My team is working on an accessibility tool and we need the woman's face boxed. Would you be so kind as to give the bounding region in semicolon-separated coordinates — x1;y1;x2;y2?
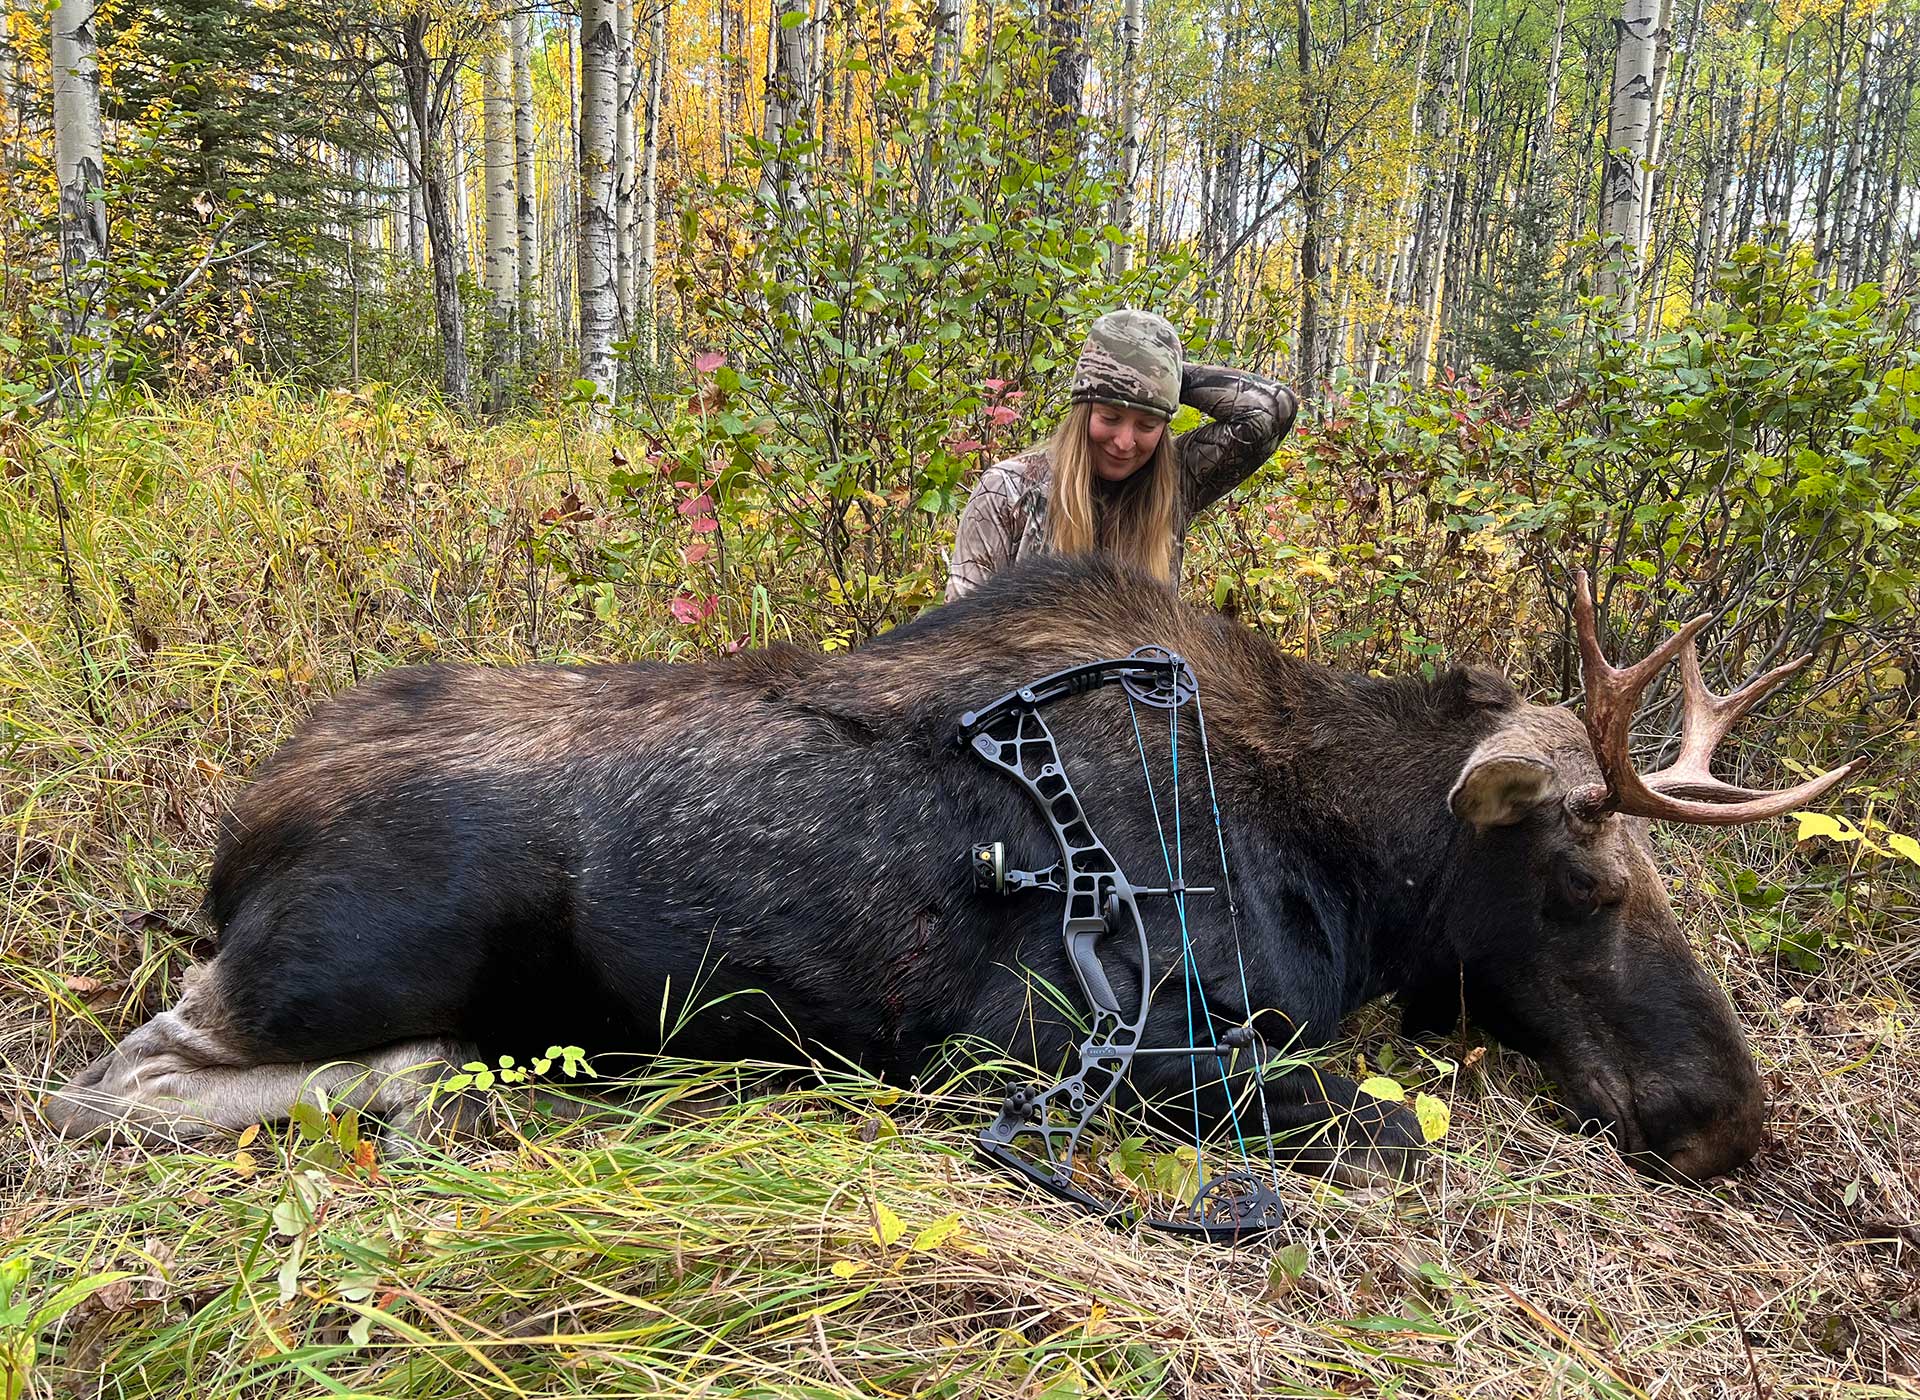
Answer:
1086;405;1168;483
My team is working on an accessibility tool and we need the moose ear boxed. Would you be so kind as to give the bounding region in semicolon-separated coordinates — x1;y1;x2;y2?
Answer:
1449;752;1555;829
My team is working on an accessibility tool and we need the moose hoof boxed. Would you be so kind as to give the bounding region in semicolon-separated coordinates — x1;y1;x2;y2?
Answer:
1275;1100;1428;1187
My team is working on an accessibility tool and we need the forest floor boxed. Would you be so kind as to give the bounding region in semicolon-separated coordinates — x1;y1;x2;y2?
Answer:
2;388;1916;1398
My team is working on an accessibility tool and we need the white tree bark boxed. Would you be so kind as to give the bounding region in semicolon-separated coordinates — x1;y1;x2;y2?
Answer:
1411;0;1473;386
1110;0;1142;274
1598;0;1659;306
1633;0;1676;303
615;0;637;333
579;0;620;400
52;0;107;361
640;0;667;366
513;10;540;352
483;22;519;339
759;0;813;219
402;100;428;266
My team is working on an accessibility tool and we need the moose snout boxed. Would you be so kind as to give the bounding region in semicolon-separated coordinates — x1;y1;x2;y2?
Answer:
1635;1075;1766;1182
1573;1066;1766;1182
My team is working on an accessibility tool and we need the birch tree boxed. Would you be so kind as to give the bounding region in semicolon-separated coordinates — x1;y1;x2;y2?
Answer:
52;0;106;367
760;0;813;221
1598;0;1659;306
579;0;620;401
483;19;518;401
615;0;637;332
639;0;666;366
1110;0;1142;274
513;9;539;356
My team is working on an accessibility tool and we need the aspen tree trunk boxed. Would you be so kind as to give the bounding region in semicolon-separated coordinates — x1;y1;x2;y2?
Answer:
1832;21;1870;287
403;101;428;266
921;0;962;216
52;0;106;370
449;102;475;278
1411;0;1473;387
1640;0;1700;334
760;0;813;220
1597;0;1658;308
1296;0;1324;388
1109;0;1142;274
1813;8;1846;279
579;0;620;402
1633;0;1675;319
1688;69;1722;308
1533;0;1568;188
1045;0;1086;156
1369;9;1433;383
513;11;539;356
640;0;666;367
399;19;471;408
615;0;636;334
483;22;518;405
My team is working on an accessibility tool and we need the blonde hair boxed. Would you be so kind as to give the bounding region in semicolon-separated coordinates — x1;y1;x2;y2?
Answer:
1044;403;1181;582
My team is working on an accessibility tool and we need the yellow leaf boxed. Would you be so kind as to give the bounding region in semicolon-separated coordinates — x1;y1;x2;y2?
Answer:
233;1150;257;1178
870;1200;907;1248
1358;1076;1406;1102
829;1259;867;1279
237;1123;260;1149
1887;833;1920;867
909;1213;964;1251
1413;1093;1451;1143
1296;558;1337;582
1792;811;1855;843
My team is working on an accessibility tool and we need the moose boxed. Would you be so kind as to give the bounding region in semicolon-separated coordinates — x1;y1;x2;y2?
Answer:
45;556;1857;1190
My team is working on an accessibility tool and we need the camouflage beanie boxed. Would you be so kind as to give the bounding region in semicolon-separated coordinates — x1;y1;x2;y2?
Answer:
1069;309;1183;420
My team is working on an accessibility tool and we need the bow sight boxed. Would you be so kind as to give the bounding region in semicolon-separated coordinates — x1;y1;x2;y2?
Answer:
958;646;1287;1244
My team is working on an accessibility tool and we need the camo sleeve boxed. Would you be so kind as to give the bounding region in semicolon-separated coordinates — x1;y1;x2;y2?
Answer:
1174;365;1300;521
946;458;1029;601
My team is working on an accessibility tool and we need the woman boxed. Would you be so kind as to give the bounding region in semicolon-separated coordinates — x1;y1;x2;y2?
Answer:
945;308;1298;601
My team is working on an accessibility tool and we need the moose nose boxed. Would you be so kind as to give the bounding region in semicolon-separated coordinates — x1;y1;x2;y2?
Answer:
1635;1079;1766;1182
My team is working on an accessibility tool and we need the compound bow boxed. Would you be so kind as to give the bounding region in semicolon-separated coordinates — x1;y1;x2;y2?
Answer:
959;646;1288;1243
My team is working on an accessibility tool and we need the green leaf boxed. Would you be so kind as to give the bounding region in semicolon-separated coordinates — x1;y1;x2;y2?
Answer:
1357;1076;1406;1102
289;1100;328;1143
1272;1242;1310;1282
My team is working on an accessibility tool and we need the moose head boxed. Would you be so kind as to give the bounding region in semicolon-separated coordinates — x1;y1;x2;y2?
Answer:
1429;572;1860;1180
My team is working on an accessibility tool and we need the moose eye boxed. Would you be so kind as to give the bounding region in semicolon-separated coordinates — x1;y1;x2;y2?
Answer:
1556;865;1616;915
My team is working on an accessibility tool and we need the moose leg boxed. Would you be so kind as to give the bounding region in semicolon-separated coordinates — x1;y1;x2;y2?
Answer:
1258;1067;1425;1185
42;966;476;1146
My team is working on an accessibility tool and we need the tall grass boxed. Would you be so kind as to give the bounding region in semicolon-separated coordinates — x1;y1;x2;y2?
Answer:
3;384;1915;1397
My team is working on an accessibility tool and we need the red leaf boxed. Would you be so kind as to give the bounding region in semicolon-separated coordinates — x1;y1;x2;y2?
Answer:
944;436;986;455
682;539;712;564
670;593;716;624
987;404;1020;427
677;492;714;517
688;516;718;533
983;377;1009;393
694;350;726;375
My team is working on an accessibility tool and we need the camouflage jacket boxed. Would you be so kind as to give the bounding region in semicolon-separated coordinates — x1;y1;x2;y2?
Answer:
945;365;1299;601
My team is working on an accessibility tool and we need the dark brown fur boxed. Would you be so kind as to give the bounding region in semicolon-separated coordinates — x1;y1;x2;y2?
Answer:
47;556;1765;1182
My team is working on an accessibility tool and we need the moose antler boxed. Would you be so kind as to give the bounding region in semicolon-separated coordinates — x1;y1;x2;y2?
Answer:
1569;571;1862;826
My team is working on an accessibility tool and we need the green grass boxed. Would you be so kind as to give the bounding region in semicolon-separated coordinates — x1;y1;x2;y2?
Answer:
4;383;1917;1397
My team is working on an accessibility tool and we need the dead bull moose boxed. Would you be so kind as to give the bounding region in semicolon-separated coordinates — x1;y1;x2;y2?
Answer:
47;556;1858;1198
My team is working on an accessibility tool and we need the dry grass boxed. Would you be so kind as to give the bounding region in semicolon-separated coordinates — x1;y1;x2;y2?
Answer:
2;384;1916;1398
